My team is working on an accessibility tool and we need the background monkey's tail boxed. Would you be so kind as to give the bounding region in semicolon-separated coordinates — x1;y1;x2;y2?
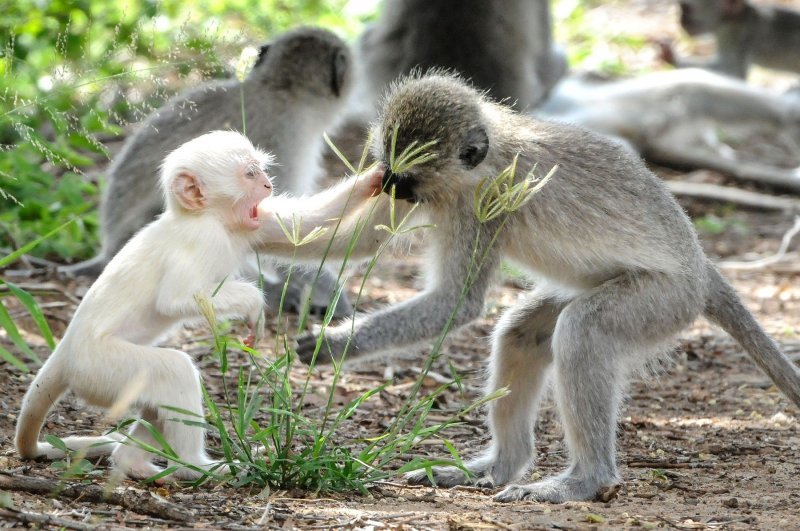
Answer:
15;358;70;458
703;263;800;409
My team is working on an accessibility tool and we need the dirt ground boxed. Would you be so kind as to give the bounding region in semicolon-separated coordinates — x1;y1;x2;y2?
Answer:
3;1;800;530
2;202;799;530
2;197;800;530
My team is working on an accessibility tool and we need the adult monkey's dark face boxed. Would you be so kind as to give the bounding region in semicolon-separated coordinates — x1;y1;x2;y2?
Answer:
375;73;490;204
381;167;419;202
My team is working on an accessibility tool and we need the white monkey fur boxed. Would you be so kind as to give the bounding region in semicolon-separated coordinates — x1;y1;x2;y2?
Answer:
15;130;380;481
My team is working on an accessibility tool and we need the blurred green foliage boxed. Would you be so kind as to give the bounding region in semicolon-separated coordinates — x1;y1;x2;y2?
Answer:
0;0;375;261
554;0;650;76
1;0;655;262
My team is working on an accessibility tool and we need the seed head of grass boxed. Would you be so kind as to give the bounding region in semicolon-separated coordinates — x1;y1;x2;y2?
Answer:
194;292;217;328
388;125;438;174
235;46;260;83
275;212;330;247
474;155;558;223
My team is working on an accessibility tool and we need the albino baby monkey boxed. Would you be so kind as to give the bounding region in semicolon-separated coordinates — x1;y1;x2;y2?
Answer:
15;130;381;481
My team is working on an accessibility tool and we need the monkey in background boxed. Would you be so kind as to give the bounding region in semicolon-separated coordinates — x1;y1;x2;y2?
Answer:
16;131;383;481
664;0;800;78
61;27;355;317
352;0;566;115
537;68;800;193
278;74;800;503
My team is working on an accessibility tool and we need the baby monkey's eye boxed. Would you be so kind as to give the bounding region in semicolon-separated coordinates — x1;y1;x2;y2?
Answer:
245;167;259;179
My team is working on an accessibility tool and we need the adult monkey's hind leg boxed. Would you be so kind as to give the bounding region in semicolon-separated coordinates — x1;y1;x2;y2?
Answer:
496;271;704;502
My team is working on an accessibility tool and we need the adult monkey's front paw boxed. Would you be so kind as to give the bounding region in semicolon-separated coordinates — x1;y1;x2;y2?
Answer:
295;329;351;365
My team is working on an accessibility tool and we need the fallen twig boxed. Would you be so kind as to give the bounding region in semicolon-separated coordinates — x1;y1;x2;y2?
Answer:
0;507;132;531
666;181;800;211
627;461;713;469
0;472;194;522
719;216;800;270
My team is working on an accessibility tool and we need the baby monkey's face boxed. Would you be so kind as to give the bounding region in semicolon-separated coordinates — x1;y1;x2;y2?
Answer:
230;158;273;231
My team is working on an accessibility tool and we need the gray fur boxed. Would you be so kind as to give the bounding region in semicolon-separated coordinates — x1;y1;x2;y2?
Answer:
676;0;800;78
61;27;354;316
537;69;800;193
295;74;800;502
353;0;566;114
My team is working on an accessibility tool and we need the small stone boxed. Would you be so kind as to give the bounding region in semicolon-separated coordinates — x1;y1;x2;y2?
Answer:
723;497;739;509
770;412;793;425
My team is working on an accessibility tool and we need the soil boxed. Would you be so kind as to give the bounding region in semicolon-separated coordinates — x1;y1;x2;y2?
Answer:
2;2;800;529
2;199;799;530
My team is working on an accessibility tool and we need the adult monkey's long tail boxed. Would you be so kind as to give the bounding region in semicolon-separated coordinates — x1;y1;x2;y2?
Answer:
703;262;800;408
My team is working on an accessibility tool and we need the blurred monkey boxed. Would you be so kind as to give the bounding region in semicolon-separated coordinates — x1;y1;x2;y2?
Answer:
665;0;800;78
61;27;355;317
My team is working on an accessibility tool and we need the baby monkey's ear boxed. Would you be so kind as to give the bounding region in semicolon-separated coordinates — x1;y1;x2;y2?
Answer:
459;126;489;169
172;172;206;211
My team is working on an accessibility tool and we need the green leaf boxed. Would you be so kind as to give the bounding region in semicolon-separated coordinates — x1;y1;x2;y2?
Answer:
44;434;69;453
0;344;28;372
137;418;178;458
324;133;356;174
0;218;76;268
0;299;42;365
5;281;55;350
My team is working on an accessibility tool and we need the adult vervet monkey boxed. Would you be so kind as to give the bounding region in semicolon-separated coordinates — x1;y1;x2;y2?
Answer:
61;27;355;317
353;0;566;114
537;68;800;193
16;131;383;481
664;0;800;78
273;74;800;502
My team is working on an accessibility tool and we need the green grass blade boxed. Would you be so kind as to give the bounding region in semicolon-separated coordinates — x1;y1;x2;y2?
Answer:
202;383;234;462
136;418;178;458
324;133;357;174
5;281;56;350
0;344;28;372
0;299;42;365
0;218;76;268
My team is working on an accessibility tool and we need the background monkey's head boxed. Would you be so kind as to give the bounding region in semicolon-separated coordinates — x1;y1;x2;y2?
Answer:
249;27;353;104
373;74;491;204
678;0;746;36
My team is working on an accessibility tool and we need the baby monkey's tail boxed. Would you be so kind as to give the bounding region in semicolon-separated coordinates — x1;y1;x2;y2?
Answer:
15;360;69;458
15;359;121;460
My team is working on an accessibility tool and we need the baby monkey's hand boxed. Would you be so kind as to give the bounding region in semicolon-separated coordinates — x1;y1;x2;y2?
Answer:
355;165;386;199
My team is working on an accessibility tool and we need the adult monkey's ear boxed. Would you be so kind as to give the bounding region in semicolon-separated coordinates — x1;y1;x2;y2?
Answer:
172;172;206;210
254;44;270;68
459;126;489;169
331;49;348;97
